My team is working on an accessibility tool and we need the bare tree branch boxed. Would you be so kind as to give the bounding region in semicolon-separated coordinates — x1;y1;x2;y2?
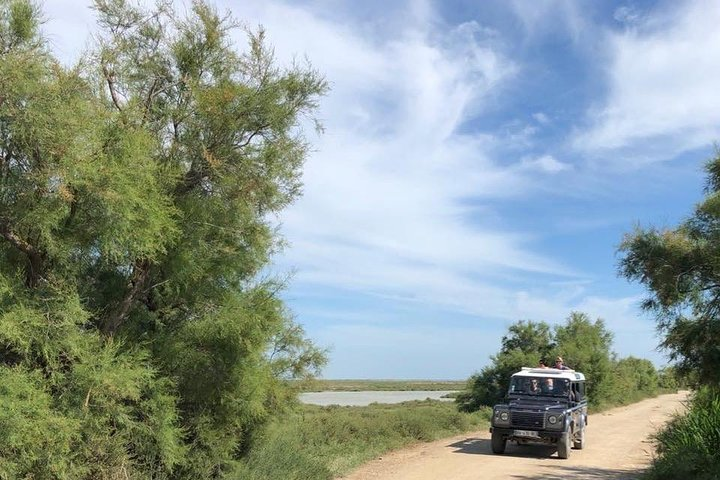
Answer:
102;64;124;112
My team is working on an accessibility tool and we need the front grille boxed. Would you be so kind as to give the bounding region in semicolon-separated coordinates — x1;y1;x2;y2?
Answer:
511;411;544;429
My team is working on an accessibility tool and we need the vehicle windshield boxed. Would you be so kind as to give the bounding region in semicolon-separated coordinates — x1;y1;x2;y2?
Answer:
508;376;570;397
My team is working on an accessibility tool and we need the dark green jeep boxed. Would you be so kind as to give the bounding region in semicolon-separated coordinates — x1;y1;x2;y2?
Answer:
489;367;588;459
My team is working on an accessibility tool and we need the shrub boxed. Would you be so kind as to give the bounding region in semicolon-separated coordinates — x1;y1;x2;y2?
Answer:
644;388;720;480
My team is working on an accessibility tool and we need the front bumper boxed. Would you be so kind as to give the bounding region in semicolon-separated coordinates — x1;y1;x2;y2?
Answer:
490;426;564;442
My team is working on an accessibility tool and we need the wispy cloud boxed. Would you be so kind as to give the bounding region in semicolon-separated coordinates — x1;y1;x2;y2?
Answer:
509;0;588;44
613;5;643;26
222;0;666;373
234;2;579;305
520;155;571;174
575;0;720;162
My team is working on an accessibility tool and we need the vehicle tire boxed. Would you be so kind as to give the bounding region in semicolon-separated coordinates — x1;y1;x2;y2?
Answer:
557;431;571;459
491;430;506;454
573;427;585;450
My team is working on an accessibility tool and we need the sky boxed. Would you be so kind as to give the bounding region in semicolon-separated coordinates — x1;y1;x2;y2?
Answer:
42;0;720;379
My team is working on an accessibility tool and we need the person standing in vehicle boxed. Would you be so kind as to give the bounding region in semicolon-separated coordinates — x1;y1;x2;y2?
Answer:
555;356;570;370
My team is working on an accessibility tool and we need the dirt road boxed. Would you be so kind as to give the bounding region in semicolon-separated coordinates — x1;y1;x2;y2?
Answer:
341;392;687;480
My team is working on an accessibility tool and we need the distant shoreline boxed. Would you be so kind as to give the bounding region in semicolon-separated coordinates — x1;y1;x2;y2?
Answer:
299;379;466;392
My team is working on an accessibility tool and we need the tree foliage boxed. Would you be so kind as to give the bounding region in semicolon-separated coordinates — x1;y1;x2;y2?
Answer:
0;1;327;477
554;312;614;401
455;320;553;411
619;150;720;387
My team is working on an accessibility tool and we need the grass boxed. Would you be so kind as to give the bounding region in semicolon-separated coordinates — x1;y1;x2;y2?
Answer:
643;388;720;480
300;379;466;392
233;399;491;480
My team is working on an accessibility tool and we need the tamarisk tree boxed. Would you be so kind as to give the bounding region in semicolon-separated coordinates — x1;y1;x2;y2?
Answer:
620;151;720;388
0;0;326;478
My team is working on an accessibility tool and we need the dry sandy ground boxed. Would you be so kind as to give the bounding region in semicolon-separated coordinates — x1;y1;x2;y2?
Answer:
340;392;688;480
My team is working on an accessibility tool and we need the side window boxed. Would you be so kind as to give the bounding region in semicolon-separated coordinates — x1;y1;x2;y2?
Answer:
577;382;585;401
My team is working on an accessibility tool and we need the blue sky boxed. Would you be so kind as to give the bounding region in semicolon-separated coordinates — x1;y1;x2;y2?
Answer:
44;0;720;379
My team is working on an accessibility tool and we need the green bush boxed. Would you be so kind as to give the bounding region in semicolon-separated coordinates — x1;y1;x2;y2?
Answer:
594;357;659;410
644;388;720;480
230;434;332;480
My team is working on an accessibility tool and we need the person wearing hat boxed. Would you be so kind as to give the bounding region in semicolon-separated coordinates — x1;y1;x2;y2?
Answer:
555;356;570;370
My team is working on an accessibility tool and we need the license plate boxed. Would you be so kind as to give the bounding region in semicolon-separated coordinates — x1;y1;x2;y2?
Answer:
513;430;539;438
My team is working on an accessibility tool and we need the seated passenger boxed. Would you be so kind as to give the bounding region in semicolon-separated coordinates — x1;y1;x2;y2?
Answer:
555;380;569;396
568;384;577;402
528;378;540;393
541;378;554;393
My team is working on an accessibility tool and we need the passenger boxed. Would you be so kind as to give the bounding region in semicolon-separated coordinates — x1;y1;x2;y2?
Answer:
557;380;569;395
541;378;554;393
555;356;570;370
538;359;549;368
529;378;541;394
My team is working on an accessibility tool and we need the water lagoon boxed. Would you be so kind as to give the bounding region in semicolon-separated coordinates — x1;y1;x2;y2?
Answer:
299;390;457;406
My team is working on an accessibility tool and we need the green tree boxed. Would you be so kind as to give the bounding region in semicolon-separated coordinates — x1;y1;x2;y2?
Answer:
553;312;614;404
619;151;720;480
0;1;327;478
501;319;554;358
456;320;553;411
619;151;720;387
605;356;658;405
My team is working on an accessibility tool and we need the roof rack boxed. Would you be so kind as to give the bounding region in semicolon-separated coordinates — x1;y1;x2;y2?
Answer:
520;367;576;374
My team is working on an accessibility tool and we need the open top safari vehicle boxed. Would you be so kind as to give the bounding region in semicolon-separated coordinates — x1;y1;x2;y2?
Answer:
489;367;587;459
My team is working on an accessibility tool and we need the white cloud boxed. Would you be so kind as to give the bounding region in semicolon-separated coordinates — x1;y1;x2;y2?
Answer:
533;112;550;125
239;2;577;307
613;6;642;25
41;2;96;65
304;288;664;378
576;0;720;161
509;0;587;44
520;154;571;174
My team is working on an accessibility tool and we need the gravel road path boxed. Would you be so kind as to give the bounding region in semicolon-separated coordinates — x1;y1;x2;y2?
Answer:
340;392;688;480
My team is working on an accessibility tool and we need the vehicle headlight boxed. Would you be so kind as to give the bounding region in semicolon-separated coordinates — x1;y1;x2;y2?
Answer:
494;409;510;424
547;415;558;425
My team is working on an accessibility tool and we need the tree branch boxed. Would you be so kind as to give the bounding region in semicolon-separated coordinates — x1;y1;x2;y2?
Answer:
0;219;44;287
234;124;269;149
141;77;161;124
103;258;151;336
102;65;124;113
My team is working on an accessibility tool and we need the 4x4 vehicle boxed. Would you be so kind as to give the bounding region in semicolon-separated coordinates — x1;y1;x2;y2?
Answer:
489;367;587;459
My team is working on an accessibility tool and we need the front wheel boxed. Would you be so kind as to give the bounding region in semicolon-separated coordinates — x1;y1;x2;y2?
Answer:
557;431;571;459
573;427;585;449
491;430;506;454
